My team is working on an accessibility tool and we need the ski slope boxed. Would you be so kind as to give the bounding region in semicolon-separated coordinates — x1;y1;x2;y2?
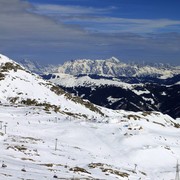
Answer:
0;105;179;179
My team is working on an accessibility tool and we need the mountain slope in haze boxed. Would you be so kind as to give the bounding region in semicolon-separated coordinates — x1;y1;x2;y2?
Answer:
18;59;58;74
0;54;104;118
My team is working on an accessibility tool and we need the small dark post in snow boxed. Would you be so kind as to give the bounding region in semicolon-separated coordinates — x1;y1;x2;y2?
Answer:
134;164;137;172
55;138;58;151
53;174;58;178
175;160;180;180
0;121;2;130
21;165;26;172
4;125;7;134
2;161;7;168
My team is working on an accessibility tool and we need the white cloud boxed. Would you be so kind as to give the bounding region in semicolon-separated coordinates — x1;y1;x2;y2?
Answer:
33;3;115;15
0;1;88;47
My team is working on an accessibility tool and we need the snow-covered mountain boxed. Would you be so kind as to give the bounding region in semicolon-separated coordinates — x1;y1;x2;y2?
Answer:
19;57;180;78
0;54;104;118
57;57;180;78
0;54;180;179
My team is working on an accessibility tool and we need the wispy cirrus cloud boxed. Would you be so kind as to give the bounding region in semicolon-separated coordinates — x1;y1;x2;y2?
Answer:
32;4;180;34
32;3;116;15
62;17;180;33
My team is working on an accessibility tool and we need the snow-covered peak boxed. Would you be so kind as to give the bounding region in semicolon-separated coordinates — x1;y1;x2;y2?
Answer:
0;54;14;65
57;57;126;76
105;56;120;63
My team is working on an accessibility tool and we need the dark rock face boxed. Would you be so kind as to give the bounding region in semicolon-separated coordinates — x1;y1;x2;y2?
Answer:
58;83;180;119
144;84;180;119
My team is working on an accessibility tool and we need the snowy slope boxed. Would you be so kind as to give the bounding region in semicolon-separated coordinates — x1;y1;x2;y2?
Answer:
0;106;180;179
0;54;104;118
48;73;132;89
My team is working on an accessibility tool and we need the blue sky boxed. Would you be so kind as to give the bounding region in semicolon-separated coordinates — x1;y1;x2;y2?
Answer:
29;0;180;20
0;0;180;64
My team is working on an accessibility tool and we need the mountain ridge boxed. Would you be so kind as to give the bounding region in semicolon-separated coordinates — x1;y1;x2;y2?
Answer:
19;57;180;78
57;57;180;78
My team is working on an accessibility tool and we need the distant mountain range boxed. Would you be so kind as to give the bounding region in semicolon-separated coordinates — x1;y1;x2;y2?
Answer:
19;57;180;78
57;57;180;78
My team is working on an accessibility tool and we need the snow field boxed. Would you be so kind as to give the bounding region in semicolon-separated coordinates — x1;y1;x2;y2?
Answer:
0;106;180;179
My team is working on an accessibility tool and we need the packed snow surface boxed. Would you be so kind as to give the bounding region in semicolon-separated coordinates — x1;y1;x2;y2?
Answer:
0;106;180;180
